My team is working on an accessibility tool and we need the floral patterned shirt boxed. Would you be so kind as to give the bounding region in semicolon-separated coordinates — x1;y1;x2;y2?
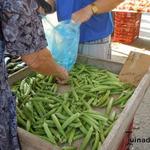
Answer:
0;0;47;149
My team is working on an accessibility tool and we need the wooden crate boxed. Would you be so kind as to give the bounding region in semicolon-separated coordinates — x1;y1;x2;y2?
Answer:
112;12;141;44
9;55;150;150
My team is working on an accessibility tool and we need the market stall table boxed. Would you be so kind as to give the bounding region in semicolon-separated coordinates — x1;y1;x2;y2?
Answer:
8;55;150;150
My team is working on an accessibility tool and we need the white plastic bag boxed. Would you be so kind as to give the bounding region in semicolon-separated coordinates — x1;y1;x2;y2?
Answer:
42;15;80;71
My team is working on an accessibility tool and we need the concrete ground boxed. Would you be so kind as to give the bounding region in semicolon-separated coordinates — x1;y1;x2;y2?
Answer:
112;13;150;150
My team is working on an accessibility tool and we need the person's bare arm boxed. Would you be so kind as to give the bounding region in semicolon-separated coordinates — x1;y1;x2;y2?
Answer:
72;0;124;23
21;48;68;82
93;0;124;14
3;1;67;82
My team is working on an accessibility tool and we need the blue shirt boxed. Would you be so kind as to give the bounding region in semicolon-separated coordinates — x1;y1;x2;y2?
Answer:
56;0;113;42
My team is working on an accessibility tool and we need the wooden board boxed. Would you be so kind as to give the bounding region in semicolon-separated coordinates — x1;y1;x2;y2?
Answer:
119;52;150;86
18;128;60;150
8;66;32;86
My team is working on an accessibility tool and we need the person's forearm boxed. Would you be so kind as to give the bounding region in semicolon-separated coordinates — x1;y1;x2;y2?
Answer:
71;0;124;23
93;0;124;14
21;48;62;77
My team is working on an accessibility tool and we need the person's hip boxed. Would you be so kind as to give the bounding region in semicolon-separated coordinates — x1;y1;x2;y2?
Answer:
78;35;111;60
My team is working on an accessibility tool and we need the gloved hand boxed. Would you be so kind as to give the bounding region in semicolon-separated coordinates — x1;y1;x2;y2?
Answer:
71;5;93;24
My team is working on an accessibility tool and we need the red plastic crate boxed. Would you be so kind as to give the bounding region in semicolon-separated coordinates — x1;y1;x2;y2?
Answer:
117;120;133;150
112;12;141;44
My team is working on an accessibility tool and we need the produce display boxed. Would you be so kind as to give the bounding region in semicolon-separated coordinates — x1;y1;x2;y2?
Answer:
115;0;150;12
5;54;26;75
12;64;135;150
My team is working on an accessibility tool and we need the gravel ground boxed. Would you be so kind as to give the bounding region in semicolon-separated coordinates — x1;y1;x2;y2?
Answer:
130;86;150;150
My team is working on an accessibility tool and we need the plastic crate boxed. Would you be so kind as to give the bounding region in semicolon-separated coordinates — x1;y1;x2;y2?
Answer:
112;12;141;44
117;120;133;150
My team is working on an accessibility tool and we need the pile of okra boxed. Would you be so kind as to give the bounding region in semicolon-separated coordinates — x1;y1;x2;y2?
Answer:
12;63;135;150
